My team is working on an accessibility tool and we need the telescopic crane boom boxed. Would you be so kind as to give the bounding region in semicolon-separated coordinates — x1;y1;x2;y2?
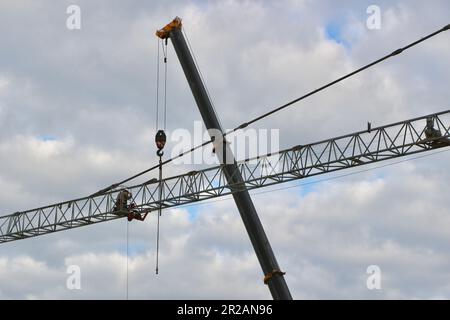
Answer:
156;17;292;300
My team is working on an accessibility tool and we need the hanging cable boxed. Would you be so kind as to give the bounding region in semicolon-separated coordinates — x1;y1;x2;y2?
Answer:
153;38;169;274
154;133;166;275
163;38;168;130
155;120;166;276
91;23;449;196
156;154;163;274
228;23;450;132
183;27;223;129
126;219;129;300
156;38;160;130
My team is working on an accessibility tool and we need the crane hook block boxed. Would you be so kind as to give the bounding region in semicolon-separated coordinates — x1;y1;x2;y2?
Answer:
156;17;182;39
155;129;167;151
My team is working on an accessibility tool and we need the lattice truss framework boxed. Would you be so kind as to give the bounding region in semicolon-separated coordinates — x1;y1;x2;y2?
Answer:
1;110;449;243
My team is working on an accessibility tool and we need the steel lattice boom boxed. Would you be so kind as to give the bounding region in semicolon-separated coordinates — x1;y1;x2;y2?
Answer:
1;110;449;244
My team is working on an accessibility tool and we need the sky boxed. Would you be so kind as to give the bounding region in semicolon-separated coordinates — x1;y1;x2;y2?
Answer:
0;0;449;299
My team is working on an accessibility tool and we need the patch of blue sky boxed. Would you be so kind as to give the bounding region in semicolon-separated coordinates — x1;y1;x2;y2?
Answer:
325;21;351;49
38;134;56;141
298;165;386;192
186;205;201;221
191;0;209;10
119;242;148;257
268;179;319;198
175;166;387;221
295;179;319;196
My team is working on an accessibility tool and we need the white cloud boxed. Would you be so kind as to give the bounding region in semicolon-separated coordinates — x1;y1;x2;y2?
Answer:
0;76;10;91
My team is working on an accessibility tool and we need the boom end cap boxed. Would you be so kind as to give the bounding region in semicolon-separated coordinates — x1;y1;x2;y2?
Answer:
156;16;182;39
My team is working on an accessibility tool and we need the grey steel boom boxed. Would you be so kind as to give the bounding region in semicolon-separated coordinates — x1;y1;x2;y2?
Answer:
157;18;292;299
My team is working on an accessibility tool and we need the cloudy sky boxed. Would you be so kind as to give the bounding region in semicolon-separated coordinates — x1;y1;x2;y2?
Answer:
0;0;449;299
